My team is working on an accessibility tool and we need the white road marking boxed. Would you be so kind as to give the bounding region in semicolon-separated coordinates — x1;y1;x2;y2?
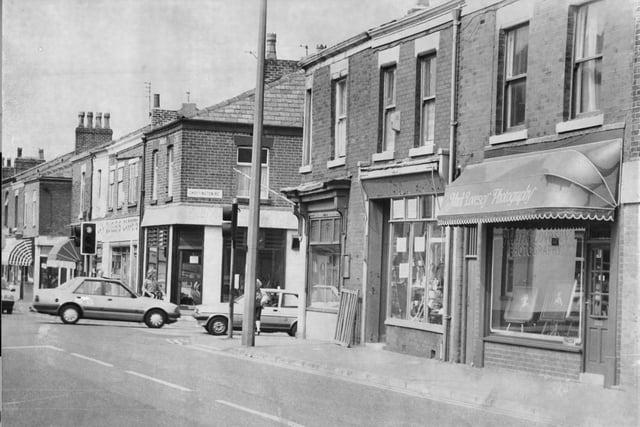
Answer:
3;345;64;351
216;399;304;427
69;352;114;367
125;370;192;392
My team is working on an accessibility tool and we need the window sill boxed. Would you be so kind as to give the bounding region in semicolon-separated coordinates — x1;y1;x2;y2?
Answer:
306;306;339;314
150;200;157;206
409;145;435;157
299;164;312;174
128;202;138;208
116;206;123;211
107;208;114;212
555;114;603;134
371;150;395;162
236;196;272;205
484;334;581;352
327;157;346;169
385;318;444;334
164;196;173;204
489;128;528;145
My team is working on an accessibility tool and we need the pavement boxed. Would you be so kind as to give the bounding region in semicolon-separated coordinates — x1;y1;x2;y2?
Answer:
11;292;639;427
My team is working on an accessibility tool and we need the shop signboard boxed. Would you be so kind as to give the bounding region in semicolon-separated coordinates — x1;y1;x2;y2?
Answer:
187;188;222;199
96;217;139;242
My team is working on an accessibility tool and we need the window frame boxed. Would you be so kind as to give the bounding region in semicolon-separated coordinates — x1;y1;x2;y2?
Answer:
128;161;138;204
166;145;174;199
236;147;269;200
333;78;347;159
418;53;437;148
306;213;343;310
97;169;102;199
116;164;125;208
502;23;529;131
108;168;115;209
151;150;159;201
32;190;36;227
380;65;397;153
302;88;313;167
80;170;86;217
3;192;8;227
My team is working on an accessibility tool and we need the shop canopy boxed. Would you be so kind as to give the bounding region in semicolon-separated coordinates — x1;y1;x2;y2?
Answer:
2;238;33;267
437;139;621;225
46;239;81;270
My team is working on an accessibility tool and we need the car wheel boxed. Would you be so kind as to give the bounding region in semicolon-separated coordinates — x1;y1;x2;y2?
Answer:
288;322;297;337
206;316;228;335
144;309;167;328
60;305;80;324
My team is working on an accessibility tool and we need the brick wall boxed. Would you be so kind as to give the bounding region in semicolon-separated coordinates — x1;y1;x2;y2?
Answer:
485;342;582;380
75;127;112;154
71;157;93;222
151;109;179;128
265;59;299;84
38;180;72;236
104;143;143;220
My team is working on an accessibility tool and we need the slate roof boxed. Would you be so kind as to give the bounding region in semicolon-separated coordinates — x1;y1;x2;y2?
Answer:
194;71;305;128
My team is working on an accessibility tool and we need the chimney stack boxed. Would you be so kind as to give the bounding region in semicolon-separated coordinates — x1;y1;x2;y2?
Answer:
38;149;44;159
104;112;110;129
78;111;85;128
153;94;160;109
316;44;327;53
95;112;103;128
75;111;113;153
266;33;277;60
86;112;94;128
17;147;22;158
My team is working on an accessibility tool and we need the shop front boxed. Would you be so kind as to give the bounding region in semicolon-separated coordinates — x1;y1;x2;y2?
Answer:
359;158;447;358
96;216;139;290
438;139;622;386
1;237;33;297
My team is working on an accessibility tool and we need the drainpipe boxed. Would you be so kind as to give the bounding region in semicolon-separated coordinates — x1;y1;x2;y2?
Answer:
442;6;461;362
137;136;147;294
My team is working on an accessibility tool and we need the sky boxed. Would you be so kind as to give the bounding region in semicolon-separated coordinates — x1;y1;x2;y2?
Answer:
2;0;417;161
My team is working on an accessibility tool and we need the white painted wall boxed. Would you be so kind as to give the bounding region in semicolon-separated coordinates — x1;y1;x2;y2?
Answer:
92;154;109;219
202;226;223;306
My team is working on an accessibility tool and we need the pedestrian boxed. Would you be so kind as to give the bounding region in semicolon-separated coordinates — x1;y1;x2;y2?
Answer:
254;279;263;335
143;269;163;299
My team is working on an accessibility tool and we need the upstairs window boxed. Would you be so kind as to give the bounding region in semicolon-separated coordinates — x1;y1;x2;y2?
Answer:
333;78;347;158
108;168;115;209
128;162;138;204
502;24;528;131
236;147;269;200
571;1;604;117
32;190;36;227
24;191;29;226
380;66;397;153
151;150;158;201
117;165;125;208
166;146;174;199
302;88;313;167
97;169;102;199
418;54;437;148
14;194;18;228
80;170;86;217
3;192;8;227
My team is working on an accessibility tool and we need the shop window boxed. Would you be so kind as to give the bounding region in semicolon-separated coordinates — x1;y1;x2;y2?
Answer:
111;246;131;287
308;215;342;310
387;196;444;325
236;147;269;200
380;65;396;153
145;226;169;295
417;54;436;149
500;24;528;131
332;78;347;159
302;88;313;167
570;1;604;117
490;227;585;346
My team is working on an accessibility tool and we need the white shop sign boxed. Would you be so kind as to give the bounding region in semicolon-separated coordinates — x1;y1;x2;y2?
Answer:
96;217;139;242
187;188;223;199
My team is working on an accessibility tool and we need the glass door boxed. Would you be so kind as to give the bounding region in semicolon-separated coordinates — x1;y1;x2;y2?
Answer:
177;250;202;306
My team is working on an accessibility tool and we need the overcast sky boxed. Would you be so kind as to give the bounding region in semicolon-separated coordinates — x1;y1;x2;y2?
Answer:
2;0;417;161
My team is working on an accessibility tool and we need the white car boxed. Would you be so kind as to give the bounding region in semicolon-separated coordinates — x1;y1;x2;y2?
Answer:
193;288;299;336
32;276;180;328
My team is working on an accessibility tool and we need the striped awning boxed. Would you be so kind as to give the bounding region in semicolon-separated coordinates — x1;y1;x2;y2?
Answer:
437;139;621;225
46;239;81;269
5;239;33;266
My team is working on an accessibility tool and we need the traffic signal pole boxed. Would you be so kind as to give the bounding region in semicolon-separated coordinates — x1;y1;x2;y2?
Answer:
242;0;267;347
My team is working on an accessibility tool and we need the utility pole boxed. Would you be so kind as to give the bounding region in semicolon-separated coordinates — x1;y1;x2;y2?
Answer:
242;0;267;347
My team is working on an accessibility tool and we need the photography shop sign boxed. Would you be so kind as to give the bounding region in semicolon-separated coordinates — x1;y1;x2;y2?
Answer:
96;217;140;242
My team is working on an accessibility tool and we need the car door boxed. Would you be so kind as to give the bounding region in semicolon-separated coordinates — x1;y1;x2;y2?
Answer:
280;293;299;329
101;281;141;322
261;291;286;330
72;279;112;319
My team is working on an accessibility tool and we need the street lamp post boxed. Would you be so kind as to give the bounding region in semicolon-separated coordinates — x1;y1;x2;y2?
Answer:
242;0;267;347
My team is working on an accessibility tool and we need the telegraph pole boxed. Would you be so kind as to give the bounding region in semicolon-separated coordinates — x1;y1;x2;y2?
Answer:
242;0;267;347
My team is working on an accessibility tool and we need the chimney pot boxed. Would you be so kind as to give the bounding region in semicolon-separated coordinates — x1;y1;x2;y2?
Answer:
95;112;103;128
17;147;23;158
153;94;160;109
7;159;11;167
38;149;44;160
78;111;85;127
86;112;94;128
316;44;327;53
266;33;277;60
103;112;110;129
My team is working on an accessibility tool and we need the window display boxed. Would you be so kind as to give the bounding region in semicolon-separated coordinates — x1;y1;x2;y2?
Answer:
388;196;444;326
490;227;584;345
308;215;342;309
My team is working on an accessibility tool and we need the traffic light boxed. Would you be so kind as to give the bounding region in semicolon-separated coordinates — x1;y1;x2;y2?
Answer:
222;203;238;239
81;222;97;255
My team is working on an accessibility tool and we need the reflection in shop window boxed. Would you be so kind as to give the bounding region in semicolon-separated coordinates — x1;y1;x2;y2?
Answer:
490;228;584;345
308;215;342;309
388;196;444;325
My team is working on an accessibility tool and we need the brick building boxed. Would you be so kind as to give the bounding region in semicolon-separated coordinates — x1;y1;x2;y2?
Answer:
285;0;638;391
140;39;305;312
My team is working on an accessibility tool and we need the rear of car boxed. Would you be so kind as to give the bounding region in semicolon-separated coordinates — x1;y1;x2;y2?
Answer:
2;278;16;314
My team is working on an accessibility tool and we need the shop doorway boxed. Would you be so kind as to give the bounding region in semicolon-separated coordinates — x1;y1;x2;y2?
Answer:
584;242;615;385
176;249;203;306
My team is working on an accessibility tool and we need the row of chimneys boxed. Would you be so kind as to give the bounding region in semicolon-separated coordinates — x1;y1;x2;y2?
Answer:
3;147;45;167
77;111;111;129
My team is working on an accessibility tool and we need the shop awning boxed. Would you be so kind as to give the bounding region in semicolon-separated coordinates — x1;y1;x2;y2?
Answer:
3;238;33;266
437;139;621;225
46;239;81;270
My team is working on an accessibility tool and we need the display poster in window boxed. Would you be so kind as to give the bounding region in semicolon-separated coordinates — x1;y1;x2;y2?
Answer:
189;256;199;264
414;236;426;252
396;237;407;253
504;286;538;324
539;281;573;322
406;198;418;218
398;262;410;279
392;199;404;219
